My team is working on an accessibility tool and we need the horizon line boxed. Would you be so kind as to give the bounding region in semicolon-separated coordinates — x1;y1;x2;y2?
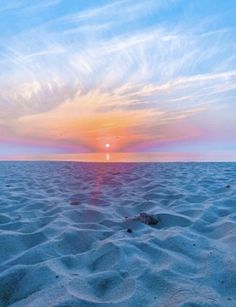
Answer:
0;152;235;163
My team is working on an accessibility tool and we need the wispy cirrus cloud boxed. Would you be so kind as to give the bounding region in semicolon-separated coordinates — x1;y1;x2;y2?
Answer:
0;0;60;14
0;0;236;155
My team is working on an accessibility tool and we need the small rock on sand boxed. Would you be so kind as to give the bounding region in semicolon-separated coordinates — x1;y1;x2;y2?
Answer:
70;200;80;205
128;212;158;225
138;212;158;225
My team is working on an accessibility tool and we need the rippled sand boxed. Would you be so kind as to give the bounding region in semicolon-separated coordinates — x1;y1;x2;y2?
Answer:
0;162;236;306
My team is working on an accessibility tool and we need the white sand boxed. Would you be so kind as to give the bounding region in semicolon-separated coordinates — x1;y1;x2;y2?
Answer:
0;162;236;306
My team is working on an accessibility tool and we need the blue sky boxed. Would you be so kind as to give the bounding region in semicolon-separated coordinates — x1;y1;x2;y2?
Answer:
0;0;236;159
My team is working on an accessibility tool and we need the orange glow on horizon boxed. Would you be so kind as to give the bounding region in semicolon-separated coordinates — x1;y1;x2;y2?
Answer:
16;105;156;153
8;88;207;154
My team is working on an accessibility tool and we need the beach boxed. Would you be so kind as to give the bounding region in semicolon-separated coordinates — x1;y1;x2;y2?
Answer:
0;161;236;306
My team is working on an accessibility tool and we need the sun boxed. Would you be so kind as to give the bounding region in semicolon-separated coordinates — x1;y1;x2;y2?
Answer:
105;143;110;148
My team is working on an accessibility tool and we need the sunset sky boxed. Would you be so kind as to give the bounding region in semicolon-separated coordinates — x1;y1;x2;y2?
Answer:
0;0;236;160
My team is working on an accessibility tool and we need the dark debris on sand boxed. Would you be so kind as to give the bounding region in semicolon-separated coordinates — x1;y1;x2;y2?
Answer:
138;212;158;225
70;200;80;205
128;212;159;226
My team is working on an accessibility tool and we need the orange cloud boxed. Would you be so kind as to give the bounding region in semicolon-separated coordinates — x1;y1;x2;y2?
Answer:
15;104;154;152
10;86;207;153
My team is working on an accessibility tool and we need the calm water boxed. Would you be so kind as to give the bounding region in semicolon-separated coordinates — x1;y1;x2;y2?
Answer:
0;151;236;162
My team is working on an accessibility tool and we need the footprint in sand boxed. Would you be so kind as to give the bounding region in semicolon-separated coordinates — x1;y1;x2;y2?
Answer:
68;271;135;303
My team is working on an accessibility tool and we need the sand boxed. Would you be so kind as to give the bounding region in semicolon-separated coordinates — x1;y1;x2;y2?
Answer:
0;161;236;306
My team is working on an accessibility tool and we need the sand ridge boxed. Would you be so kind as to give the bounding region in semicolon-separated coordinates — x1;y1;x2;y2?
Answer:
0;162;236;306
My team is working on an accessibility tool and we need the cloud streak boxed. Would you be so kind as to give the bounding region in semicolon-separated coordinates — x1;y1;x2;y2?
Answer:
0;0;236;156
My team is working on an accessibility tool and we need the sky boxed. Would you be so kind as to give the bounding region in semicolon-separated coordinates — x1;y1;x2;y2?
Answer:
0;0;236;160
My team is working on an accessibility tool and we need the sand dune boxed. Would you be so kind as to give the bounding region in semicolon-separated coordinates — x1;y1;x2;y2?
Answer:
0;162;236;306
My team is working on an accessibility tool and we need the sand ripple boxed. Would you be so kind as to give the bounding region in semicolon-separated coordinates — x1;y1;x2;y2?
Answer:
0;162;236;306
